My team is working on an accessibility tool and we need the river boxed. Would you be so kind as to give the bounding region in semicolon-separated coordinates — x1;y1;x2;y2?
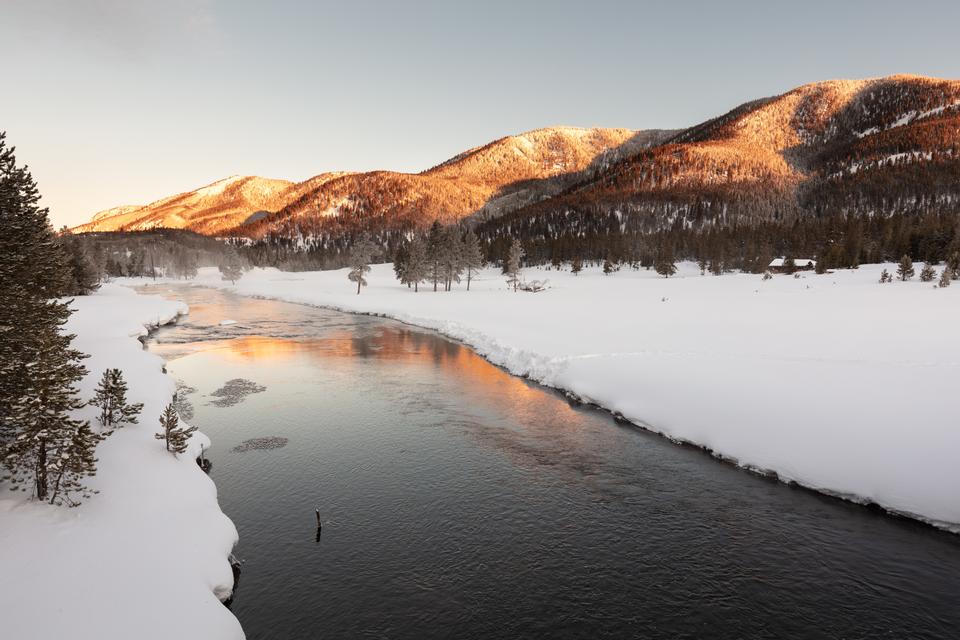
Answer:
142;285;960;640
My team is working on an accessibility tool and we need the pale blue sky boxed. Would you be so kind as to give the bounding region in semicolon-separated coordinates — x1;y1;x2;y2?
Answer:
3;0;958;227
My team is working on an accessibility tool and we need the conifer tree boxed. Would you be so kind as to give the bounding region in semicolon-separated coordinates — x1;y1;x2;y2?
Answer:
426;220;444;292
47;422;104;506
403;236;427;292
155;402;197;455
461;229;483;291
393;244;409;286
946;251;960;280
0;132;96;503
58;229;101;295
219;247;245;284
440;227;463;291
90;368;143;433
919;263;936;282
603;257;614;275
571;257;583;275
347;234;377;294
939;267;952;287
697;256;708;275
505;239;524;291
896;255;914;281
654;248;677;278
879;268;892;284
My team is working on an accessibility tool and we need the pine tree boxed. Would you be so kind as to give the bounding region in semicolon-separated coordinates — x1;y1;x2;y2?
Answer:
47;422;104;506
879;268;892;283
919;263;936;282
426;220;444;292
697;256;708;275
347;234;377;294
155;402;197;455
505;239;524;291
441;227;463;291
0;132;95;503
392;244;409;286
939;267;952;288
896;255;914;281
654;248;677;278
783;257;797;275
219;247;245;284
603;257;614;275
461;229;483;291
58;229;101;295
946;251;960;280
90;368;143;433
403;236;427;292
571;257;583;275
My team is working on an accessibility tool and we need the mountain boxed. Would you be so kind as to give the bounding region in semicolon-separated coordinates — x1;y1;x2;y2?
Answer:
74;175;342;235
481;75;960;250
77;75;960;267
76;127;671;237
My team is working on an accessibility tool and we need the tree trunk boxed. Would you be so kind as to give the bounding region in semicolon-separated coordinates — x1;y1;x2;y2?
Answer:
35;439;48;500
357;278;361;295
467;270;472;291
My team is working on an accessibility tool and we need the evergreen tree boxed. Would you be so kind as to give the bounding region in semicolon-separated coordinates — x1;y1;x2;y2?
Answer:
347;234;378;294
58;229;101;295
505;239;524;291
708;256;724;276
939;267;952;288
47;422;103;506
896;255;915;281
90;368;143;433
0;132;97;503
697;256;708;275
879;268;892;283
461;229;483;291
654;248;677;278
571;257;583;275
603;257;614;275
154;402;196;455
403;236;427;292
218;247;245;284
919;263;936;282
441;227;463;291
783;257;797;275
426;220;444;292
392;244;409;286
947;251;960;280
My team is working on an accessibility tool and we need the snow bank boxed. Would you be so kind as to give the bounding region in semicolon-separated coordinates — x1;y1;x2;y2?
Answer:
141;263;960;532
0;284;242;640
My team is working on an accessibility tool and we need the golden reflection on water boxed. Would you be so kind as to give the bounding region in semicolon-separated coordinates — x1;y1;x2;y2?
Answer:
159;324;612;482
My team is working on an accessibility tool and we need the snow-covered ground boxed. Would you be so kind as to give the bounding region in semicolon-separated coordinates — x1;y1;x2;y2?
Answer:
0;284;242;640
137;261;959;532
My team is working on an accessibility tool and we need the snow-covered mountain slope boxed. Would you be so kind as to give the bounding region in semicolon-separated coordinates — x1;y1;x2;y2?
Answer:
74;175;302;235
232;127;670;239
75;127;670;237
498;75;960;231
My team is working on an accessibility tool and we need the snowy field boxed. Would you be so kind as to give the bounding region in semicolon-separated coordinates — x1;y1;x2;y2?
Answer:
0;284;242;640
137;261;960;532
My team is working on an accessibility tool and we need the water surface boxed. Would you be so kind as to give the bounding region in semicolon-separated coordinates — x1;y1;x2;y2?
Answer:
143;285;960;640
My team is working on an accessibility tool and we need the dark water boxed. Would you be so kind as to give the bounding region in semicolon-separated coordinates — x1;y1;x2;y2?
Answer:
142;285;960;640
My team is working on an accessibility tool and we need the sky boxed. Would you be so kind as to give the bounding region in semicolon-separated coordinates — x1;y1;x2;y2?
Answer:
3;0;959;228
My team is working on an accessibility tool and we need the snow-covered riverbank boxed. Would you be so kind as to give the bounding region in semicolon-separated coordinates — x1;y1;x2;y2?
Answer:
0;284;242;640
138;262;959;532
